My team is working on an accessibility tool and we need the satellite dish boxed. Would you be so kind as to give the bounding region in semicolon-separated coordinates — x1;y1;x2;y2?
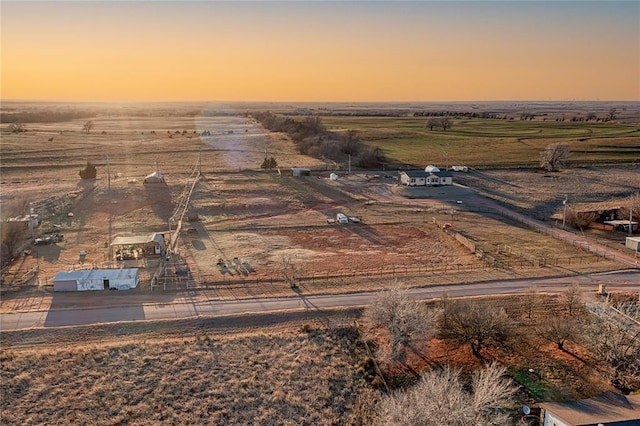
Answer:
522;405;531;415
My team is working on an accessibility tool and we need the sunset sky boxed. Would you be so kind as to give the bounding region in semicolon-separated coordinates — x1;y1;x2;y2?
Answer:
2;1;638;102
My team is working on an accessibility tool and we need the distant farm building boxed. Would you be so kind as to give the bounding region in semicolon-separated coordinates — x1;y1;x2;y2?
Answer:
111;233;166;260
626;236;640;252
400;170;453;186
53;268;139;291
604;220;638;233
143;171;165;184
291;167;311;177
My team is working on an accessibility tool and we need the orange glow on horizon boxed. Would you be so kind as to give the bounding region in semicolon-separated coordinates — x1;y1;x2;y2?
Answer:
2;2;638;102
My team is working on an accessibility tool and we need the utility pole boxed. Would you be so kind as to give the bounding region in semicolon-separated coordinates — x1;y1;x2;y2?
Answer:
630;207;634;236
562;195;568;230
107;155;111;192
348;154;351;175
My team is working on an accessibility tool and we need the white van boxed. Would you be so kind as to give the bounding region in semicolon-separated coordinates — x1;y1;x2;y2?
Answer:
336;213;349;224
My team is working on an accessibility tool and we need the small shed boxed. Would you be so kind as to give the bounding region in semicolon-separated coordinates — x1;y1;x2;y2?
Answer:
111;233;165;259
143;171;165;184
626;236;640;252
53;268;139;291
604;220;638;233
292;167;311;177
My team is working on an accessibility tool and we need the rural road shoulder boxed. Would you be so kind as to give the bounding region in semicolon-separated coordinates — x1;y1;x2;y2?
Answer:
1;271;638;331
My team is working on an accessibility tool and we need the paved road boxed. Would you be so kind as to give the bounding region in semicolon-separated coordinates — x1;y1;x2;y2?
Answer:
2;271;638;331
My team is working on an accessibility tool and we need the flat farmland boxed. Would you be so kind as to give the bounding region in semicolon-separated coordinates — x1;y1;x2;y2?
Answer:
0;111;628;309
322;116;640;168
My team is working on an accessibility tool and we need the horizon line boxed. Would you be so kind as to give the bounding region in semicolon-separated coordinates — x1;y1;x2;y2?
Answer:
3;99;639;104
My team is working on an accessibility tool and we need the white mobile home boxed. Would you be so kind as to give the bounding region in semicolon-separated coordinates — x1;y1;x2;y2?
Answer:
53;268;139;291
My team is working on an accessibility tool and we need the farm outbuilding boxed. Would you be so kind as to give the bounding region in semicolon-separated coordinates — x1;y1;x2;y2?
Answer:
400;170;453;186
111;233;166;259
53;268;139;291
626;236;640;252
292;167;311;177
143;171;165;184
604;220;638;233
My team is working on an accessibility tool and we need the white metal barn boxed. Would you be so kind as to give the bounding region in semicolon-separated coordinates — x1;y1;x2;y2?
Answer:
53;268;140;291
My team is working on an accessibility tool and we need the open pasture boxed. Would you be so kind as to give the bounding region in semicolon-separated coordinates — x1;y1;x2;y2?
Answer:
0;107;632;306
322;116;640;168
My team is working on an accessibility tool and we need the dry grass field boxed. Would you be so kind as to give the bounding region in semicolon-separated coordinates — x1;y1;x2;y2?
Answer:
1;317;379;425
1;294;629;424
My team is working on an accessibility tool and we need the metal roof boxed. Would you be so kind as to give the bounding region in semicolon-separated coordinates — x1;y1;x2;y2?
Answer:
403;170;453;178
111;233;164;247
540;392;640;425
53;268;139;282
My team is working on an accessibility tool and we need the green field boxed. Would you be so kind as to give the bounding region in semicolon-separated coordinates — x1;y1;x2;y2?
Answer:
322;117;640;167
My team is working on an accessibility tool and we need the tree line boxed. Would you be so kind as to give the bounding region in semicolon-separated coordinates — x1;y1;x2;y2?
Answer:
251;112;385;169
1;110;95;124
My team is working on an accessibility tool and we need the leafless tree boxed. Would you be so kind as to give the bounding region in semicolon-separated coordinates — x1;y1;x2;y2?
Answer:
280;253;302;288
521;287;539;321
608;107;617;121
540;142;570;172
565;208;598;231
7;123;25;133
376;363;517;426
443;301;512;359
426;117;440;131
563;282;584;317
536;315;579;351
440;292;452;326
363;286;440;365
82;120;94;134
618;193;640;223
1;221;27;267
583;304;640;389
441;117;452;131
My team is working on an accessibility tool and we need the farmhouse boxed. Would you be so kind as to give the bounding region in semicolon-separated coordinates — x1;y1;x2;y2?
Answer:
111;233;166;260
400;170;453;186
540;391;640;426
53;268;139;291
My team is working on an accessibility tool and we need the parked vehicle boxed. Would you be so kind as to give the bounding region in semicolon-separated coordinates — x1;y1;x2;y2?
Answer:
336;213;349;224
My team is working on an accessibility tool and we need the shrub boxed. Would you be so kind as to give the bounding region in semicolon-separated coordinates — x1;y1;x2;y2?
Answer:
79;162;97;180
